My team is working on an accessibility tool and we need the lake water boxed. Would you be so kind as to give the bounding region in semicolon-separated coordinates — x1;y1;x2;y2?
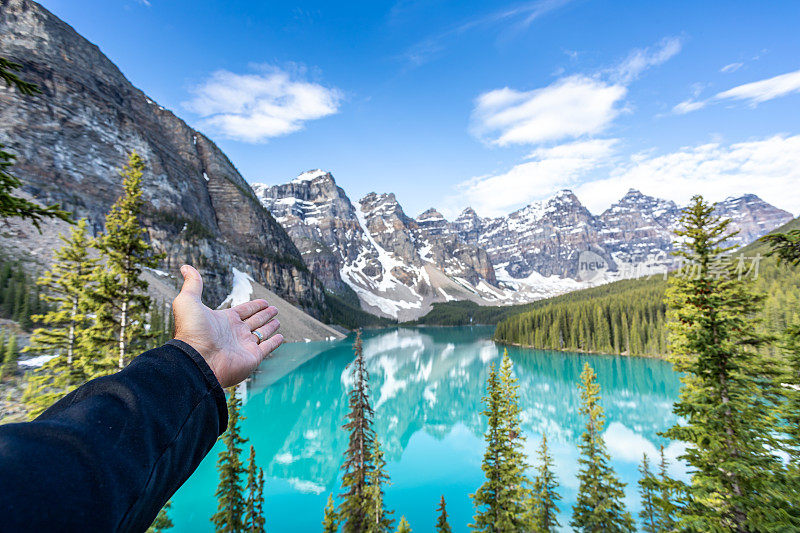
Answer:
170;326;683;532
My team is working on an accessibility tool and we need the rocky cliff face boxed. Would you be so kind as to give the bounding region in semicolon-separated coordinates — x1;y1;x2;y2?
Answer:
0;0;327;313
255;171;501;320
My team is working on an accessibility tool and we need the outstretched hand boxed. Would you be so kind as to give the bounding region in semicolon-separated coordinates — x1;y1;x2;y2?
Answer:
172;265;283;388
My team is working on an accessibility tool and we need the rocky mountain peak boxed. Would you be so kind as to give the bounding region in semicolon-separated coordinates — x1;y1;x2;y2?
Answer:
418;208;445;221
716;194;794;246
293;169;332;184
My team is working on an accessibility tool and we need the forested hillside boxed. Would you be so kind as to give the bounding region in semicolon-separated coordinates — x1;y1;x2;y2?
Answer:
493;217;800;357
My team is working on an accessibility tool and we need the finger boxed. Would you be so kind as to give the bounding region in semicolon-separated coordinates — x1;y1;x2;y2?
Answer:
244;306;278;331
178;265;203;301
232;299;269;320
258;333;284;359
253;319;280;344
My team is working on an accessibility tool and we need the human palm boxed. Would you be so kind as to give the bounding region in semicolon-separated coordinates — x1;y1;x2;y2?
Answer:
173;265;282;388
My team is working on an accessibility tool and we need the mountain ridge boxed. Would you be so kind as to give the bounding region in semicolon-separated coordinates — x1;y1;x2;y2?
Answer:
256;171;793;320
0;0;329;316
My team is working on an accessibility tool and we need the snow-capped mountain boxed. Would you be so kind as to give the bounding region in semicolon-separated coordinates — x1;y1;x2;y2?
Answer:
254;171;503;320
257;173;793;320
455;188;793;285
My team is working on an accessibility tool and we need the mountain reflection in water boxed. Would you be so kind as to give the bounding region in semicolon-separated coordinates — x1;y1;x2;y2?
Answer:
171;326;683;532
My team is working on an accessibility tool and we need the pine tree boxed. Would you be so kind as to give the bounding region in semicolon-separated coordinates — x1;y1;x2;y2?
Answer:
638;454;658;533
244;446;265;532
395;516;412;533
529;434;561;532
654;446;677;532
571;363;634;533
212;389;248;532
338;331;380;533
471;350;530;532
367;439;394;532
22;219;97;417
1;333;18;379
147;501;173;532
323;494;339;533
764;226;800;515
664;196;789;531
435;495;451;533
83;152;162;375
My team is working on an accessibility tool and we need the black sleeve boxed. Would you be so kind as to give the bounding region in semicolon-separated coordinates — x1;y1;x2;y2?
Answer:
0;339;228;533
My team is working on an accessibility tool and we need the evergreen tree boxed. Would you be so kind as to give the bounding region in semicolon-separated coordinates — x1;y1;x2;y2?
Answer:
654;446;677;532
323;494;339;533
147;501;173;532
571;363;634;533
338;331;379;533
471;350;530;532
0;57;71;230
22;219;97;417
244;446;265;532
529;434;561;532
435;495;451;533
1;333;18;379
212;389;248;532
395;516;412;533
83;152;162;374
664;196;789;531
638;454;658;533
367;439;394;532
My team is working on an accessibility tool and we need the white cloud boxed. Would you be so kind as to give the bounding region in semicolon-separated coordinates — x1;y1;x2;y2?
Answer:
453;135;800;218
575;134;800;215
674;68;800;114
184;66;342;143
455;139;618;216
471;37;681;146
402;0;573;67
471;76;627;146
716;68;800;104
720;62;743;73
612;37;683;83
672;98;706;114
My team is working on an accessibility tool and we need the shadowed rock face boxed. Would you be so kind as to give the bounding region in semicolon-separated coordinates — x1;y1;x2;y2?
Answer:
0;0;327;314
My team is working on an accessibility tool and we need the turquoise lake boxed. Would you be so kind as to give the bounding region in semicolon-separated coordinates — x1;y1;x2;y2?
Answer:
170;326;684;532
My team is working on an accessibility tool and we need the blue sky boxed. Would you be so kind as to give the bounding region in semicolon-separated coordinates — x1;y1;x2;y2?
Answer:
40;0;800;218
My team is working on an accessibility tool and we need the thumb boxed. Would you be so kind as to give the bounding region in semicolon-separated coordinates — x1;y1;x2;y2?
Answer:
179;265;203;301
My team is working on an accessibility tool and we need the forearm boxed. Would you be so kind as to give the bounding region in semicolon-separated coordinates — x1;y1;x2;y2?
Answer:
0;340;227;532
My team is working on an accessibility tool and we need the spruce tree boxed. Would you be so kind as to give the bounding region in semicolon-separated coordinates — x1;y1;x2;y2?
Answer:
435;495;451;533
1;333;17;379
147;501;173;532
0;57;71;230
471;350;530;532
664;195;789;531
367;439;394;532
471;362;503;531
395;516;412;533
22;219;97;417
765;226;800;514
338;331;379;533
244;446;265;532
638;454;658;533
323;494;339;533
212;389;248;532
83;152;162;374
654;446;677;532
571;363;634;533
529;434;561;532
